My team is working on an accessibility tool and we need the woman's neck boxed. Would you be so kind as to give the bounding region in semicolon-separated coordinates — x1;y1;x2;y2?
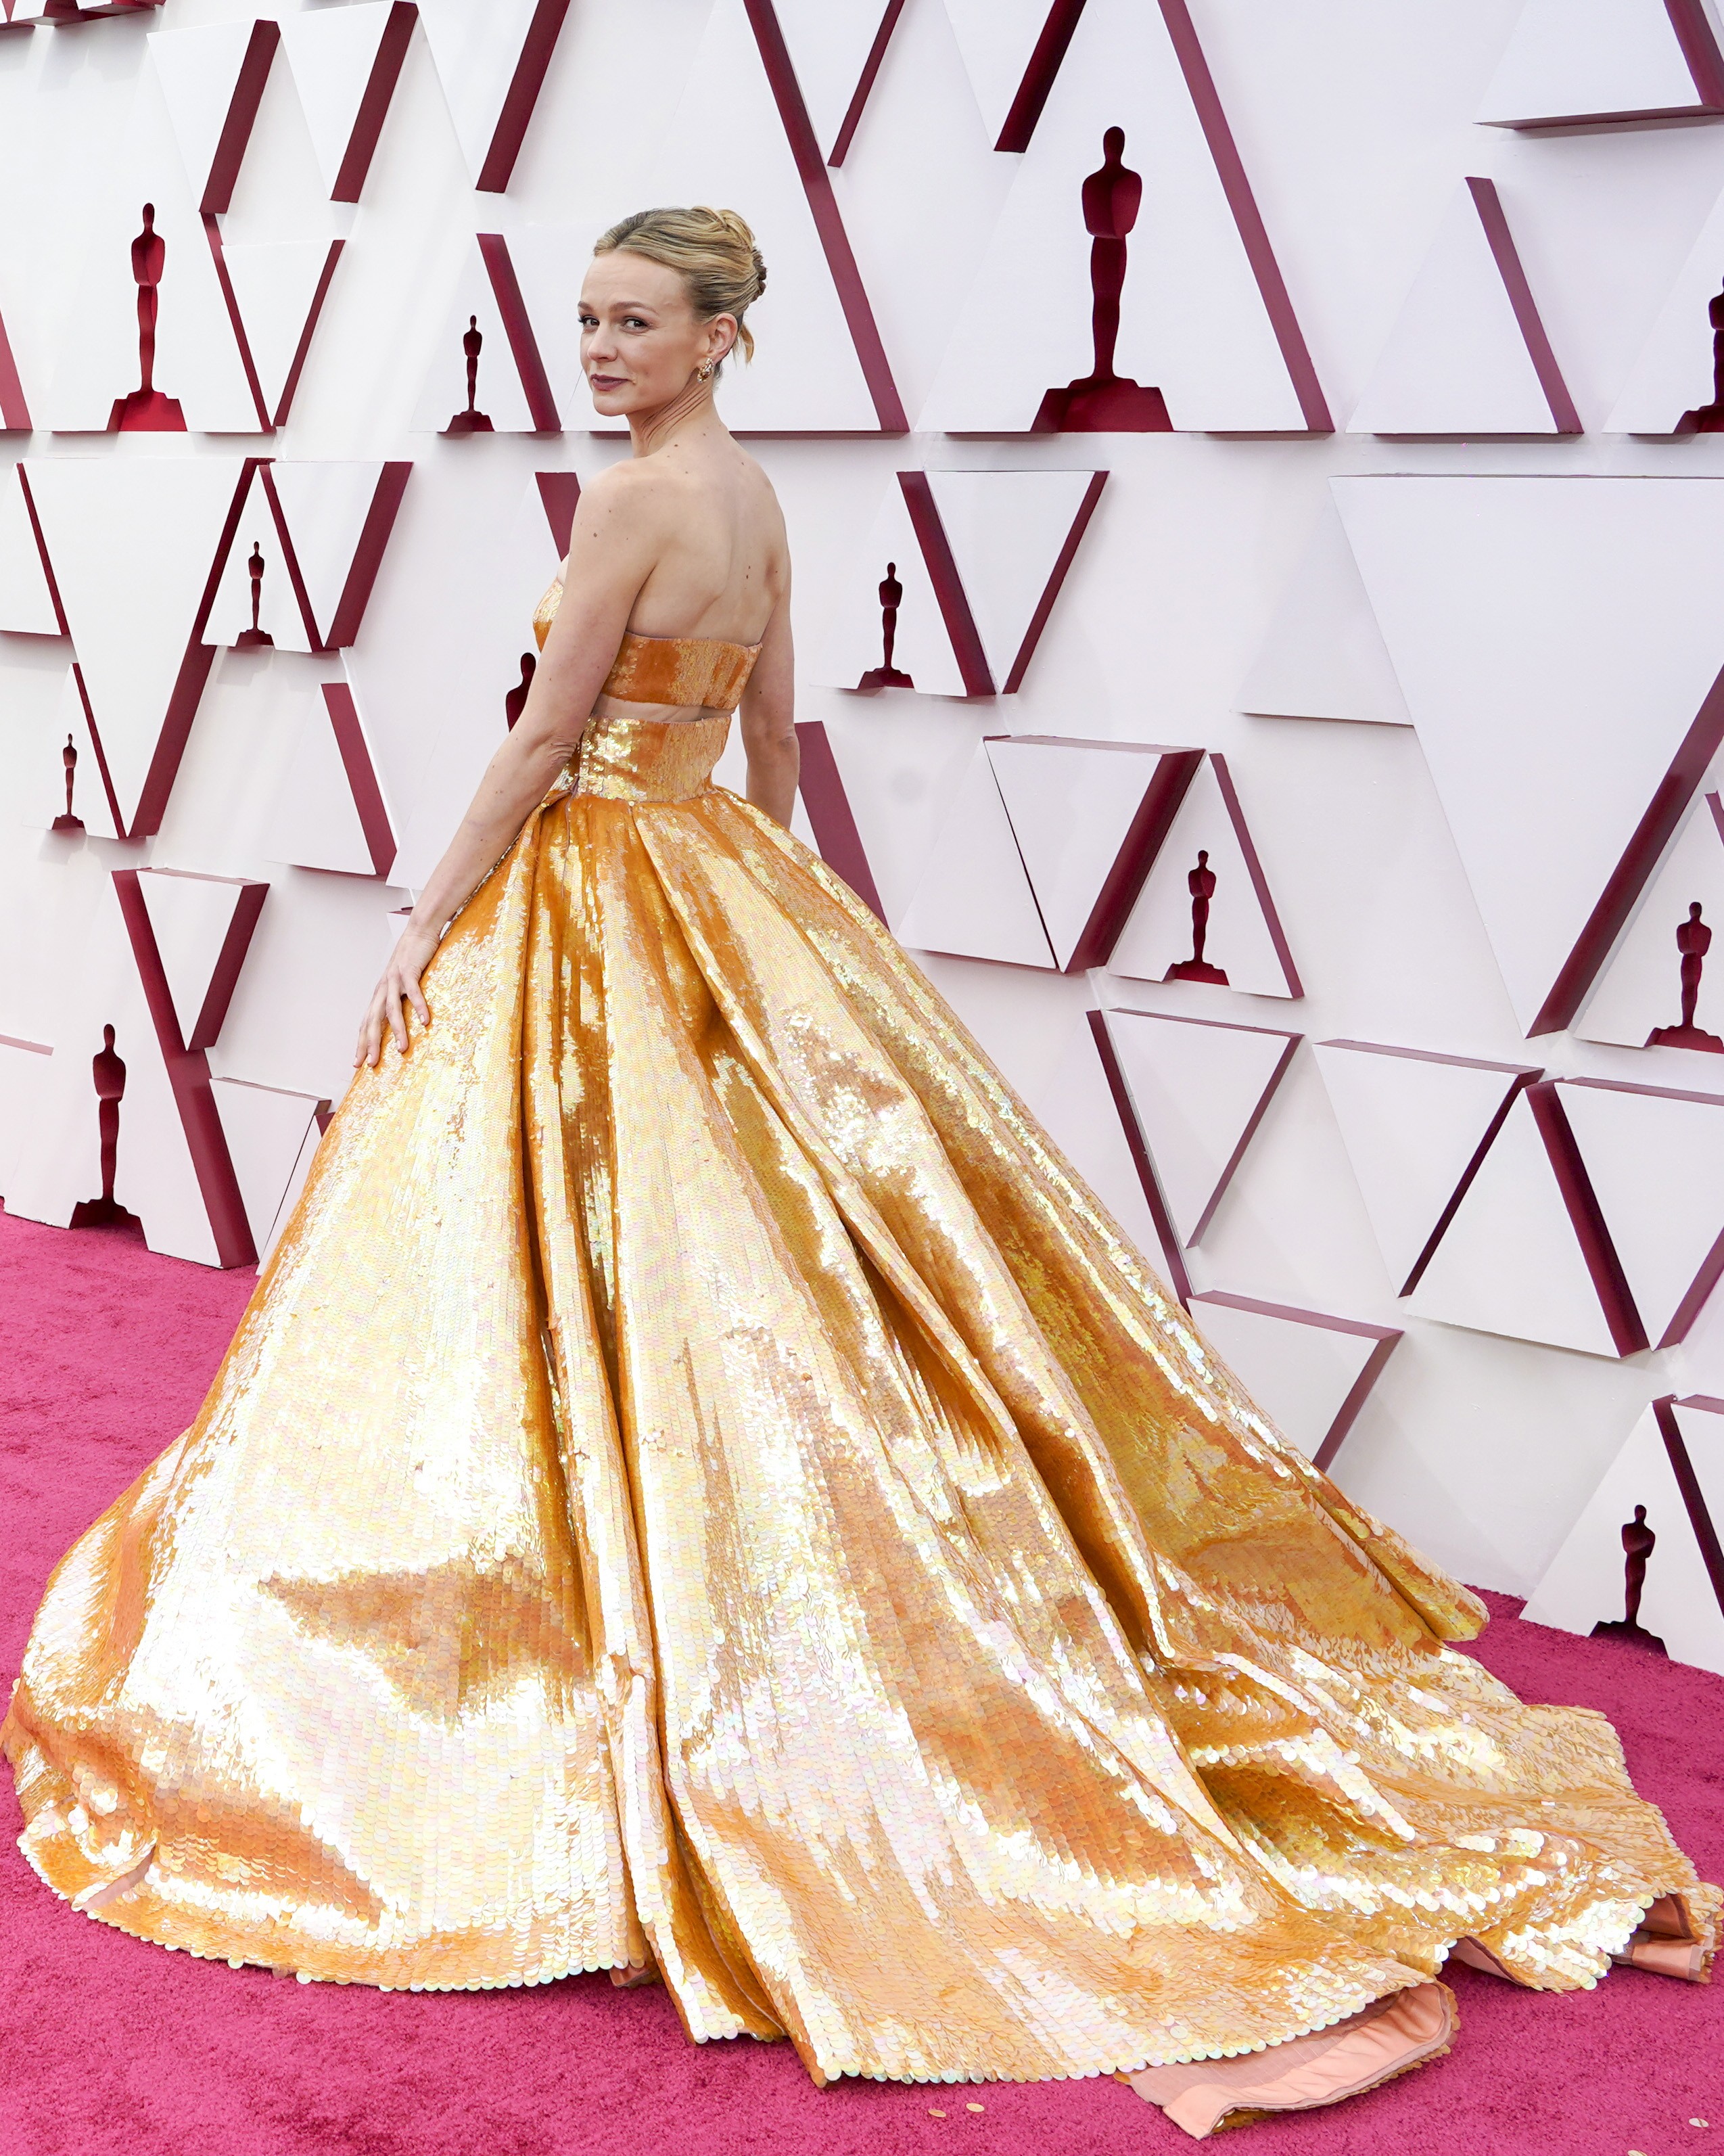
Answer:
628;376;723;458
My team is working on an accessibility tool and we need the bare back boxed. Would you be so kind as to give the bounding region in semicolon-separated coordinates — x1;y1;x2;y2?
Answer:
558;437;789;725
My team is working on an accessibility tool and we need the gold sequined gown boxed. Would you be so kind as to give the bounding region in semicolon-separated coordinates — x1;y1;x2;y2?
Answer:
5;589;1715;2098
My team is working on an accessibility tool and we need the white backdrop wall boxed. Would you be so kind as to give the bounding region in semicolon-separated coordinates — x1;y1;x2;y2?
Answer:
5;0;1724;1661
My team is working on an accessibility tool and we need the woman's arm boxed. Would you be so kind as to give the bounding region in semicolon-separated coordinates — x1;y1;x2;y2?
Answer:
355;468;661;1066
739;595;797;827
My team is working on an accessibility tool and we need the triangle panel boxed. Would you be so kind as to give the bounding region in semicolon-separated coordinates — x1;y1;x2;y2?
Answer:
1236;493;1411;726
0;465;63;635
921;0;1322;434
1188;1290;1400;1471
1405;1086;1625;1357
41;68;266;433
1347;180;1577;438
417;0;570;193
147;16;279;215
1334;475;1724;1036
1107;753;1299;996
1524;1399;1724;1675
217;238;345;430
277;1;415;203
1101;1008;1299;1246
987;735;1201;973
1606;178;1724;436
411;237;553;436
923;469;1104;694
770;0;904;163
641;0;895;432
810;478;967;696
210;1076;327;1262
1558;1076;1724;1346
25;456;250;838
897;744;1056;970
941;0;1073;148
132;867;268;1051
1312;1039;1538;1295
1575;783;1724;1049
1478;0;1724;127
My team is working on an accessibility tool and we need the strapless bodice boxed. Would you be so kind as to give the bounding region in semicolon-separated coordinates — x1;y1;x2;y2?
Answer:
534;576;758;804
532;578;762;710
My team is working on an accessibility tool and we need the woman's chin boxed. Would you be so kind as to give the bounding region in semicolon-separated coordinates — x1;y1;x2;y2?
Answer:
587;382;634;415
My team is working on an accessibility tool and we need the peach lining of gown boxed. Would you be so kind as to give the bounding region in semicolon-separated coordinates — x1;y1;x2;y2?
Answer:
1125;1981;1459;2140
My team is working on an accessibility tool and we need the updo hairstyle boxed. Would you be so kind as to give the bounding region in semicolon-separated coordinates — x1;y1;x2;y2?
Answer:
592;206;766;369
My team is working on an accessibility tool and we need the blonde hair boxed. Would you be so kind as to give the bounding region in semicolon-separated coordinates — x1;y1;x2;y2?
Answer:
594;206;766;367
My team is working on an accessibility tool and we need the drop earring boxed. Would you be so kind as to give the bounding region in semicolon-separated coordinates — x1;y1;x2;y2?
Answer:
697;357;715;382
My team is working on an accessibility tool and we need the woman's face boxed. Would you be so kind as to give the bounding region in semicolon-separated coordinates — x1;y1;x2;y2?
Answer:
578;252;733;417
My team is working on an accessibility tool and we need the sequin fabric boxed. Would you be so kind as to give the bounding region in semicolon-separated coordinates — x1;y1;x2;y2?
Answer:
532;577;761;710
4;593;1716;2089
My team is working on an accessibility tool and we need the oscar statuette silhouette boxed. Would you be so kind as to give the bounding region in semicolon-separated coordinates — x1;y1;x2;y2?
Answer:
70;1024;137;1230
1164;849;1229;984
1646;902;1723;1051
52;733;84;833
1033;129;1171;434
109;204;187;433
444;315;494;435
505;652;536;730
234;538;274;649
1677;280;1724;434
856;561;914;691
1591;1504;1667;1653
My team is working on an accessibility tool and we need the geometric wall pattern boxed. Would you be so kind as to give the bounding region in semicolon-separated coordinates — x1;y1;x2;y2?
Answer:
10;0;1724;1661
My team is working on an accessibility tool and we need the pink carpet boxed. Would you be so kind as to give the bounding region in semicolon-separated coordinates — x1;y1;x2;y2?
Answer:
2;1206;1719;2156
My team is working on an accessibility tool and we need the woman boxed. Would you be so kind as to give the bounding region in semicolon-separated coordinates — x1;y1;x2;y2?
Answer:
5;208;1714;2138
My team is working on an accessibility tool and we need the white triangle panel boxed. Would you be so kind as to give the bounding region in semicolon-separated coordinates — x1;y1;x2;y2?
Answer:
987;737;1198;973
921;0;1320;433
42;66;264;433
277;1;413;202
133;867;266;1052
147;18;277;214
1347;181;1575;438
0;465;62;635
1334;476;1724;1037
897;745;1055;970
1236;494;1411;727
210;1076;327;1263
417;0;567;191
3;881;231;1267
642;0;888;432
1524;1400;1724;1675
0;1035;51;1201
411;239;543;436
386;472;570;888
941;0;1068;146
1478;0;1723;127
25;457;247;838
271;461;405;649
1407;1088;1621;1357
810;480;966;697
1575;787;1724;1049
16;668;120;842
1312;1040;1538;1296
264;687;377;878
772;0;902;161
218;239;344;428
924;469;1104;694
207;465;315;653
1020;1008;1164;1274
1606;181;1724;436
1558;1077;1724;1347
1108;754;1298;997
1188;1291;1400;1470
1102;1009;1299;1246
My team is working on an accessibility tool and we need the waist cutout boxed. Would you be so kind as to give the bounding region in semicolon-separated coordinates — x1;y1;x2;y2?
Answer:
573;708;732;802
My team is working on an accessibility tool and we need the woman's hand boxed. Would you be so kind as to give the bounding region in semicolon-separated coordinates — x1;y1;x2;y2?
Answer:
355;921;441;1068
